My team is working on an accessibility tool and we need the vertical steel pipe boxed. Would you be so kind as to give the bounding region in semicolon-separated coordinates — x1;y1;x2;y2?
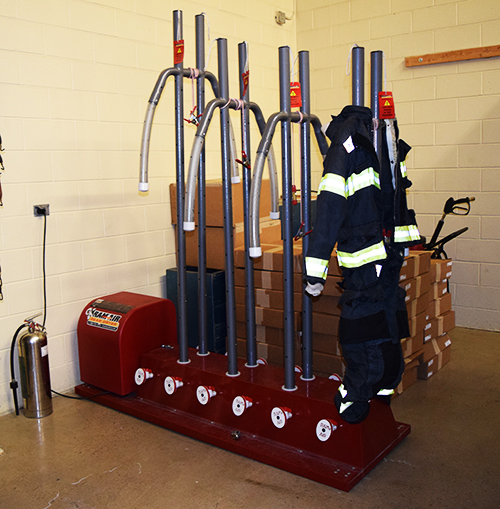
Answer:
371;50;383;160
195;13;209;356
239;42;257;368
352;46;365;107
279;46;296;391
173;11;189;364
218;39;239;377
298;51;314;381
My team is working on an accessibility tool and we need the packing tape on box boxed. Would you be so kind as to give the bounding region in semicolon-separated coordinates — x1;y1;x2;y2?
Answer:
256;290;270;308
255;307;264;324
256;326;266;342
261;271;271;289
432;339;440;357
263;246;283;271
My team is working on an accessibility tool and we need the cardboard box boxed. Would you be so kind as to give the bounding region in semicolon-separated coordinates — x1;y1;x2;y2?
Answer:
437;310;455;335
402;273;431;304
399;255;415;282
236;322;302;348
235;285;302;312
237;339;285;366
396;351;422;395
406;291;430;319
423;317;438;343
312;351;345;377
433;292;452;317
409;310;427;338
235;243;303;272
426;298;436;322
236;304;301;330
421;332;452;363
311;294;341;316
430;258;452;283
312;312;340;336
401;331;424;359
234;269;304;292
431;280;449;300
170;178;272;227
236;339;346;378
312;332;342;356
183;220;281;270
417;343;451;380
401;278;417;304
408;250;431;277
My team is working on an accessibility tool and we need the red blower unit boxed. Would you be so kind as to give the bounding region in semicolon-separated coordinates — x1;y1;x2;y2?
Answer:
77;292;177;395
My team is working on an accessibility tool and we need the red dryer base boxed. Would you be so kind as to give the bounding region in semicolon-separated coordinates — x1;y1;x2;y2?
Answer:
75;345;410;492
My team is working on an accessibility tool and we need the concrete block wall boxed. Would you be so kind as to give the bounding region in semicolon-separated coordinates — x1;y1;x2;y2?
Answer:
297;0;500;332
0;0;296;416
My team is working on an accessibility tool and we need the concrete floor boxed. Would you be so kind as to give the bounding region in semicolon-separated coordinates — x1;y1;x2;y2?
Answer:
1;326;499;509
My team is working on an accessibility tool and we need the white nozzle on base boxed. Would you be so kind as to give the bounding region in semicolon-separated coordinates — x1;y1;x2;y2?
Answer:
183;221;195;231
139;183;149;192
249;247;262;258
270;211;280;220
231;176;241;184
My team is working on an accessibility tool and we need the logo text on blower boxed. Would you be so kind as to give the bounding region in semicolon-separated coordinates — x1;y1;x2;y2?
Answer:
86;308;122;332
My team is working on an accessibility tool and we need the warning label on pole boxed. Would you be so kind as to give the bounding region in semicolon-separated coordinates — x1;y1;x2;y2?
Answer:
174;39;184;64
290;82;302;108
379;91;395;119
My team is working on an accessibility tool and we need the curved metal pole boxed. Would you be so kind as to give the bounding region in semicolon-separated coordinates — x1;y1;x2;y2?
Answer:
139;68;218;192
183;97;294;230
248;102;279;218
184;97;226;229
248;111;327;257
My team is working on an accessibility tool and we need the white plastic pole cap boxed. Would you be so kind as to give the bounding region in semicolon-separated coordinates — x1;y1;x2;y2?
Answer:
183;221;195;231
270;211;280;219
249;246;262;258
139;182;149;192
231;175;241;184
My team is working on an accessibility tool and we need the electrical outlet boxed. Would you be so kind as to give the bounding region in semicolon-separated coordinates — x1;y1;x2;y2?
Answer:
275;11;286;25
34;204;50;216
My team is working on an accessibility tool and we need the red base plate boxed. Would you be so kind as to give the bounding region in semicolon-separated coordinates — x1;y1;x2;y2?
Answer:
75;345;410;492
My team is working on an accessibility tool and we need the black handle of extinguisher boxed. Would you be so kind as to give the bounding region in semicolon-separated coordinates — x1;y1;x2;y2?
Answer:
10;323;28;416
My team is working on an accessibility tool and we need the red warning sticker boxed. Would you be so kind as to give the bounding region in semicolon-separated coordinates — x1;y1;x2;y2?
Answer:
241;70;249;98
174;39;184;64
290;82;302;108
379;91;395;119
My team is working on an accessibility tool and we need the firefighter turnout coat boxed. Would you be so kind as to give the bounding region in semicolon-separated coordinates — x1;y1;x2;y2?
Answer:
305;105;420;346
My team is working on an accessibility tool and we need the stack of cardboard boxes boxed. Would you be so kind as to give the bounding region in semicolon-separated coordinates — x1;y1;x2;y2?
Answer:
169;179;280;270
396;252;455;395
234;243;345;377
233;246;455;395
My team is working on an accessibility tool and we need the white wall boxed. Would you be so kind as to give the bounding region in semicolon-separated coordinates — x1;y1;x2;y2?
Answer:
0;0;296;416
297;0;500;332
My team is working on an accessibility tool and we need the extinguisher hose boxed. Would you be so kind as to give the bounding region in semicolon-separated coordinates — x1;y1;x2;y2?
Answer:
10;323;28;416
